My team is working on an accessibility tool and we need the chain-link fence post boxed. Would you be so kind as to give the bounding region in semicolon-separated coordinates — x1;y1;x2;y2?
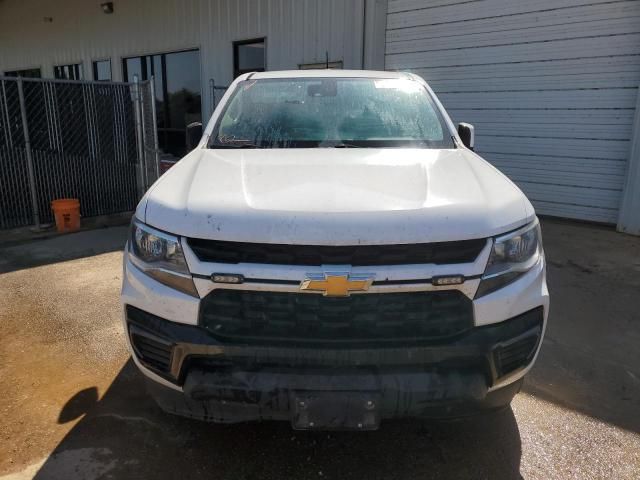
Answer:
209;78;215;115
16;77;41;229
139;80;150;190
132;75;146;198
149;76;160;180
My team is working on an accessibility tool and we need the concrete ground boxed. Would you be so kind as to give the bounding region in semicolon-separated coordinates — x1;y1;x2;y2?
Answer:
0;218;639;479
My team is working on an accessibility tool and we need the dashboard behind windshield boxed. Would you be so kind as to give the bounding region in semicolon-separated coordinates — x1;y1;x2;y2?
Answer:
208;77;455;149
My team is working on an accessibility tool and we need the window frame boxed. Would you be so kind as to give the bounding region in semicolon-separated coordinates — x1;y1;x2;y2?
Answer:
53;62;84;81
233;37;266;79
92;58;112;82
121;47;200;81
3;67;42;78
299;61;343;70
121;48;203;157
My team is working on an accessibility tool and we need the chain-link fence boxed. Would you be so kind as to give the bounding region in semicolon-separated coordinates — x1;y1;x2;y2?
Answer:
0;76;159;230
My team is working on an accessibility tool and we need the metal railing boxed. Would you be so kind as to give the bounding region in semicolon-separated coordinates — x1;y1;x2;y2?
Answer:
209;79;229;113
0;75;159;230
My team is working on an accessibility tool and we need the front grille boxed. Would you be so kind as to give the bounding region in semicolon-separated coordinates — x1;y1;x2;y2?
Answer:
200;289;473;345
130;331;173;373
187;238;486;266
494;335;539;377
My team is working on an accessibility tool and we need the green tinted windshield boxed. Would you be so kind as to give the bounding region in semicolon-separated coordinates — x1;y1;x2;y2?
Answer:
209;77;454;149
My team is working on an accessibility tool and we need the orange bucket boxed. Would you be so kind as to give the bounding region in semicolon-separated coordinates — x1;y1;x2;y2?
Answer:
51;198;81;233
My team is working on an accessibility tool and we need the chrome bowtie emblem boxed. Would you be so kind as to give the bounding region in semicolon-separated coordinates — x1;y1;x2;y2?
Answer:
300;272;375;297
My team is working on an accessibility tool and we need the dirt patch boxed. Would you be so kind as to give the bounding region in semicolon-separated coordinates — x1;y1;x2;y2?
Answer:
0;252;129;473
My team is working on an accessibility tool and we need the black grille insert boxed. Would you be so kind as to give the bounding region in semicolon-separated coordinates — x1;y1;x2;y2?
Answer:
130;331;173;373
200;289;473;345
187;238;486;266
494;335;539;377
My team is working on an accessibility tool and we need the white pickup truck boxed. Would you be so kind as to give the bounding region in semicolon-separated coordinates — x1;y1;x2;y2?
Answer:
121;70;549;430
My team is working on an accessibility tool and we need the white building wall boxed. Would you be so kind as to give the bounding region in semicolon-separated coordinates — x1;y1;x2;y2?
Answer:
0;0;367;118
385;0;640;224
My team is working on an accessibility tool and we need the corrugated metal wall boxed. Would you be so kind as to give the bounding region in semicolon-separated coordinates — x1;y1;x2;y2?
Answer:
386;0;640;223
0;0;365;119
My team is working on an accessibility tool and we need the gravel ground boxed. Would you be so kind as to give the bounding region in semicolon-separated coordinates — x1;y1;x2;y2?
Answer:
0;219;639;479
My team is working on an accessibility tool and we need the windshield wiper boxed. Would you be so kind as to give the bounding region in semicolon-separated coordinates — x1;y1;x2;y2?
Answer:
214;143;262;149
212;134;264;148
332;142;364;148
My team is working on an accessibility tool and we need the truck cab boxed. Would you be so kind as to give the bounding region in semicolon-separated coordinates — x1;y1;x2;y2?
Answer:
121;70;548;430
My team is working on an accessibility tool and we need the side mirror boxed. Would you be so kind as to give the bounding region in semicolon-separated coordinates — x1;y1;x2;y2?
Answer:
457;123;475;150
186;122;203;151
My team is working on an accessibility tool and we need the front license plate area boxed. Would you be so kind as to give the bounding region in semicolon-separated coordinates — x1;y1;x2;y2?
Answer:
291;392;380;431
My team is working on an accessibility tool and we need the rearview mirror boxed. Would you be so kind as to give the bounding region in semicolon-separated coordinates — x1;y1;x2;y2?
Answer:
457;123;475;150
186;122;203;151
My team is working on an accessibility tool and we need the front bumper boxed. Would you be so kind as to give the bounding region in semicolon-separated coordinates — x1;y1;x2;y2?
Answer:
145;365;524;427
125;303;543;424
121;242;549;426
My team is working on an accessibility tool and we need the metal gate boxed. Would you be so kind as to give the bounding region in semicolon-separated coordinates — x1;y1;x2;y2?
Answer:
0;75;159;230
209;79;229;112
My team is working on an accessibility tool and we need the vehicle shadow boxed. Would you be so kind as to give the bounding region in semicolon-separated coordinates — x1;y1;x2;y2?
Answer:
521;224;640;435
35;359;523;480
523;337;640;434
0;226;128;274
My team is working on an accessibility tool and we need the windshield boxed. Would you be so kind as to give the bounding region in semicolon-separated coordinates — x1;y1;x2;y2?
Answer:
208;77;454;149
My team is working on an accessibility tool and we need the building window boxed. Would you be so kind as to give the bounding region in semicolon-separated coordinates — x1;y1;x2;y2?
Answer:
233;38;265;78
54;63;84;80
4;68;41;78
299;61;343;70
123;49;201;157
92;59;112;81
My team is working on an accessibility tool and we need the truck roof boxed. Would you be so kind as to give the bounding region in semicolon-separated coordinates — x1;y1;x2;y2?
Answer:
246;69;415;80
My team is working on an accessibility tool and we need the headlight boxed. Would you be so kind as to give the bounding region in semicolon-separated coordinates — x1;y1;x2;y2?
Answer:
128;219;198;297
476;219;542;298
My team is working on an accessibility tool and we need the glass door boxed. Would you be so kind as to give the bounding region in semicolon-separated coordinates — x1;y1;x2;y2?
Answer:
123;49;201;157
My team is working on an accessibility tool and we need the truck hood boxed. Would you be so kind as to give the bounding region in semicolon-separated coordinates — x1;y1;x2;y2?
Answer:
140;148;534;244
